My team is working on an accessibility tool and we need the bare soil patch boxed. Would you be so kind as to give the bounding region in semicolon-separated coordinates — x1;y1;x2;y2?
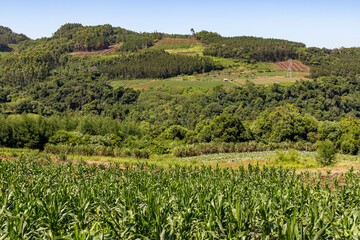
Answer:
275;60;310;72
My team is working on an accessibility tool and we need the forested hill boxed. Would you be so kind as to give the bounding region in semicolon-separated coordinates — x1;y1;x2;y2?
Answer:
0;26;29;51
14;23;161;53
51;23;154;52
1;23;360;85
196;30;306;63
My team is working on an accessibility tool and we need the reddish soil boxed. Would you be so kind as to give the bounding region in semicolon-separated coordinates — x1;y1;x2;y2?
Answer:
0;155;17;160
275;60;310;72
71;44;121;56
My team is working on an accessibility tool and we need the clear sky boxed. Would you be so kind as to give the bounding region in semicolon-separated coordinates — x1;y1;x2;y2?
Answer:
1;0;359;49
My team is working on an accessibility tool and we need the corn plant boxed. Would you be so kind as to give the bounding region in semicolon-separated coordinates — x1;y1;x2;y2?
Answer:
0;158;360;239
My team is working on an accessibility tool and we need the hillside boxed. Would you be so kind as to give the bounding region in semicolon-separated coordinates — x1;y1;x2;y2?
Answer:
1;23;360;162
0;25;29;52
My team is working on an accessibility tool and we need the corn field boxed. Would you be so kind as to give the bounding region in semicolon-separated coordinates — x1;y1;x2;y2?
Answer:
1;158;360;239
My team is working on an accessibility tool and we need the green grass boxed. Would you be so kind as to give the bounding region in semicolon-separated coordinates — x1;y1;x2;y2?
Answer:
171;70;309;84
109;69;310;90
164;44;205;56
207;59;281;72
109;78;237;90
150;37;205;56
152;42;195;50
252;61;281;71
0;52;10;56
7;43;18;50
208;57;243;68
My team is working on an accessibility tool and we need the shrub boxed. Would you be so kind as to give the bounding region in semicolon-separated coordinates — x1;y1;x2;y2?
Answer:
340;138;358;155
58;152;67;161
316;140;337;166
274;150;300;164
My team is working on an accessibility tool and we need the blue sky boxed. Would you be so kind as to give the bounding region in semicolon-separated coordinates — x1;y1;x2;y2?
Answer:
1;0;359;48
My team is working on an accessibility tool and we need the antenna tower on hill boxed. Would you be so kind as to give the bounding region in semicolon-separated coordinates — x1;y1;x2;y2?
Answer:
286;59;293;78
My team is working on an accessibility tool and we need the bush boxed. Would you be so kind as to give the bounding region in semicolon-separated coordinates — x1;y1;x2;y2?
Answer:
58;152;67;161
274;150;300;164
114;147;150;159
316;140;337;166
341;138;358;155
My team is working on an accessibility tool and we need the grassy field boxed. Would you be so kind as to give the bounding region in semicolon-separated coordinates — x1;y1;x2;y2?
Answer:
109;78;237;89
232;71;309;85
0;52;10;56
164;44;204;55
151;37;205;56
109;70;310;90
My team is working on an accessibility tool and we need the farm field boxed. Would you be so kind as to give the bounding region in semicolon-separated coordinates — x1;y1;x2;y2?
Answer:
109;71;310;89
1;153;360;238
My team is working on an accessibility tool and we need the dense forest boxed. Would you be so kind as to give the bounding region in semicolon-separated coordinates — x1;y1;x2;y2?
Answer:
1;24;360;158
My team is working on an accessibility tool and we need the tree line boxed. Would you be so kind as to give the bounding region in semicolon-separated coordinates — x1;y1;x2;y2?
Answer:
1;104;360;157
98;50;221;79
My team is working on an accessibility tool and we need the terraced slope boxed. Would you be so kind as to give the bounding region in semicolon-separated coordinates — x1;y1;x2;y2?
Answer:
275;60;310;71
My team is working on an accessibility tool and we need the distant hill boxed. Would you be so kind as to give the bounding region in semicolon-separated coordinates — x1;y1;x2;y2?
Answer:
52;23;137;51
10;23;163;54
0;23;359;91
0;26;29;51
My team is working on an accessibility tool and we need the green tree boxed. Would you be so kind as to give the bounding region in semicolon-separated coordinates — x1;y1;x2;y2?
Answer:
159;125;189;141
251;104;317;143
317;140;337;166
197;114;249;142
